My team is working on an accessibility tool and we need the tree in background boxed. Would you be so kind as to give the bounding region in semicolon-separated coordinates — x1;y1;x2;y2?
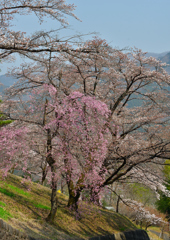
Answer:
123;199;166;230
105;181;157;214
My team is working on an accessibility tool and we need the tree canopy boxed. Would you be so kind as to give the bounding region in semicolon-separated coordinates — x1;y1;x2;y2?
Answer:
0;0;170;223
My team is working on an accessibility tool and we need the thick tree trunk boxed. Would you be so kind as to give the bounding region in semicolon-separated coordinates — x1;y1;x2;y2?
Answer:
46;186;58;223
45;128;58;223
46;165;58;223
65;160;84;216
67;188;81;212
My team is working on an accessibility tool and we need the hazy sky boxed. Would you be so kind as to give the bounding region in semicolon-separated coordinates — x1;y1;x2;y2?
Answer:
1;0;170;74
66;0;170;53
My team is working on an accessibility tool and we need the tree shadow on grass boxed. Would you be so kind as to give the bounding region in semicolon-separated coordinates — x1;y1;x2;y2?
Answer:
98;208;137;232
52;204;138;239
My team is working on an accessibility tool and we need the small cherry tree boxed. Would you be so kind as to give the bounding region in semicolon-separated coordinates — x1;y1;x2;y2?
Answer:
123;199;166;230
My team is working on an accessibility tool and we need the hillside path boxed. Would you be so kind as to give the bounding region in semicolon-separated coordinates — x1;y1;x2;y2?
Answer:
149;230;169;240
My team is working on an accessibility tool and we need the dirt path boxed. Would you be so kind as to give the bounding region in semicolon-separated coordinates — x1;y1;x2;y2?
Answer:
149;230;169;240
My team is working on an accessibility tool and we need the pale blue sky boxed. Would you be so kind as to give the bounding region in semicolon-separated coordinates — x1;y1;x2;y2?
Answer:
1;0;170;74
66;0;170;53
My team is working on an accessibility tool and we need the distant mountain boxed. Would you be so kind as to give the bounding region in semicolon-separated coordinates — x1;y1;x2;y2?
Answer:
0;75;17;87
0;51;170;89
159;52;170;64
0;84;7;93
143;51;170;74
0;75;17;97
157;52;170;73
146;51;169;59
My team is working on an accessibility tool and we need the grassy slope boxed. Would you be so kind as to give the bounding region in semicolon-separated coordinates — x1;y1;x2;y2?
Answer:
0;172;138;240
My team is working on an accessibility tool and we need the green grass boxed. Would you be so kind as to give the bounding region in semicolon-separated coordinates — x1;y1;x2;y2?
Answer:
33;203;51;210
4;183;31;197
0;187;15;197
0;207;13;220
0;201;6;207
0;172;138;240
0;200;10;221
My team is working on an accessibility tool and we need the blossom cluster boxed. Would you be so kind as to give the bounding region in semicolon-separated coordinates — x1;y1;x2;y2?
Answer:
124;199;166;227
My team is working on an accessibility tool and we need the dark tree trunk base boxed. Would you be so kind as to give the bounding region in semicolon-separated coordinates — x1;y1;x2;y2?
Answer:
46;194;58;223
67;193;80;211
67;190;81;219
